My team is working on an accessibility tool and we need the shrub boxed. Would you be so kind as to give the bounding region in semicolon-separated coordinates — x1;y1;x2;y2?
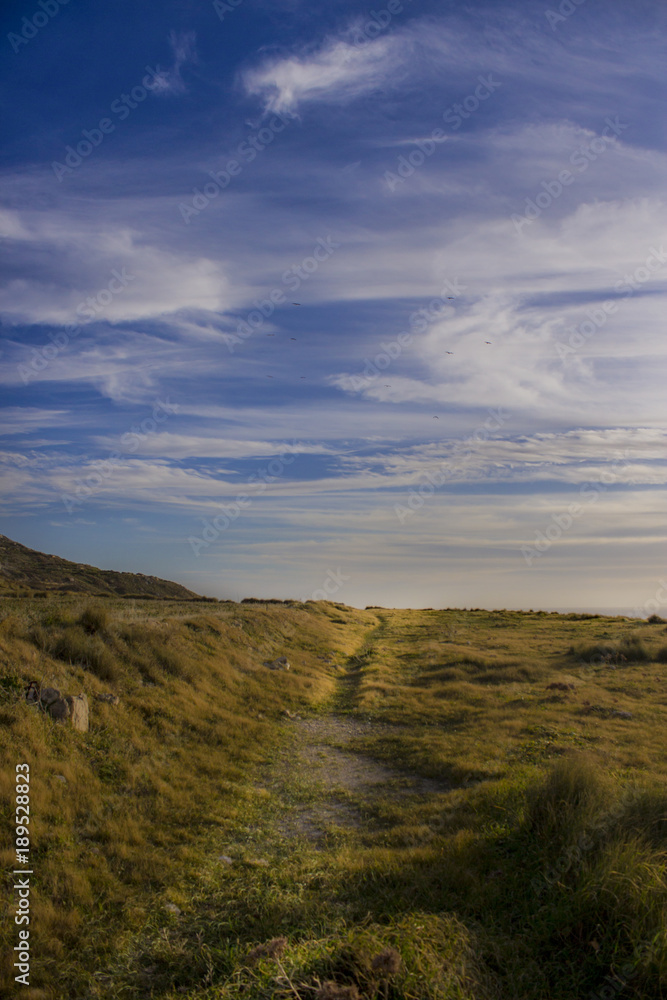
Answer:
572;642;617;664
52;627;119;682
82;642;119;682
78;604;109;634
572;636;650;665
618;635;650;662
29;624;50;651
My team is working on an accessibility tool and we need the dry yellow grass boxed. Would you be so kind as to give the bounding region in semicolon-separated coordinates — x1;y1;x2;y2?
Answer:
1;599;665;998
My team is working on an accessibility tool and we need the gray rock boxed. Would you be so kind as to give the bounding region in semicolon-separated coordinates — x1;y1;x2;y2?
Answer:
39;686;62;708
46;697;70;722
95;692;120;705
263;656;290;670
583;704;632;721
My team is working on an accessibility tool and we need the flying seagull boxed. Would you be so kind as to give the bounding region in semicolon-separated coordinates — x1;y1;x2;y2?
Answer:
445;351;453;355
290;338;297;341
292;302;301;306
485;341;492;344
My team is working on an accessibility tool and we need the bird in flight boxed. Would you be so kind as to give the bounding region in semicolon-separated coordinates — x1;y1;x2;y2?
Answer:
266;375;274;378
447;297;455;300
445;351;453;355
299;376;307;379
485;341;492;344
292;302;301;306
290;338;297;341
266;334;275;336
433;415;439;419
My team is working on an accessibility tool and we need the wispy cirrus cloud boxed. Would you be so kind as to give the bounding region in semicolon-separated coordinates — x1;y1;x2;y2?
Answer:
148;31;198;96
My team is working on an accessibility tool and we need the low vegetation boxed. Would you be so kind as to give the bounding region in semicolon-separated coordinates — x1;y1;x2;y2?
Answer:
0;597;665;999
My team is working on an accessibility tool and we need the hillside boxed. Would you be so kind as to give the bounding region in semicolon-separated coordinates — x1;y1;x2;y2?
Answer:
0;535;202;600
0;595;666;999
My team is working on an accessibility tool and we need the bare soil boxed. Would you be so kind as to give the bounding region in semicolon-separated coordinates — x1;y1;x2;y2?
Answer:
266;714;450;844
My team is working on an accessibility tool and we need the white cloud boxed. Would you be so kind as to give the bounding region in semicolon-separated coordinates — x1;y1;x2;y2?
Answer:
91;433;335;460
2;427;664;525
0;220;232;327
0;408;72;434
242;35;403;115
0;209;29;240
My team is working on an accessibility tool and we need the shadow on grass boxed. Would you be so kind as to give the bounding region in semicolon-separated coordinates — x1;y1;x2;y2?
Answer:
106;755;667;1000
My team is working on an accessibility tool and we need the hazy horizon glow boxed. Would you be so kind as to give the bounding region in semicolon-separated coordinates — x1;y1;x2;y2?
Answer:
1;0;666;614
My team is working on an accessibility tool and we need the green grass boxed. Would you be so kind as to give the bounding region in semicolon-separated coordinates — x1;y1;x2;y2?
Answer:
0;599;666;999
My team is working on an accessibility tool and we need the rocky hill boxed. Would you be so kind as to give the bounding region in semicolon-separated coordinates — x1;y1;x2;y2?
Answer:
0;534;202;599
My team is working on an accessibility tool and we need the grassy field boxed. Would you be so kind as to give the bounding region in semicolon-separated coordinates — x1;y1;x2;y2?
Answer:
1;597;666;999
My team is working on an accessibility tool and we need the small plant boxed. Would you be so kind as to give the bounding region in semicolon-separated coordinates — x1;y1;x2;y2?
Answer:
246;936;288;966
316;983;360;1000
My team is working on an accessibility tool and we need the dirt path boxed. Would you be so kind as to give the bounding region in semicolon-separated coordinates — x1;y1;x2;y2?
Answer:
248;623;452;846
274;714;447;842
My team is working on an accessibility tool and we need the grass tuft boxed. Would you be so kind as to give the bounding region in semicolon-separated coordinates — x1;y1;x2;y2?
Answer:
523;754;611;846
77;603;110;634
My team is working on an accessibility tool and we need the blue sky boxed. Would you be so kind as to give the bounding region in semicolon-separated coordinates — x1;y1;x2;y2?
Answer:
1;0;666;611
